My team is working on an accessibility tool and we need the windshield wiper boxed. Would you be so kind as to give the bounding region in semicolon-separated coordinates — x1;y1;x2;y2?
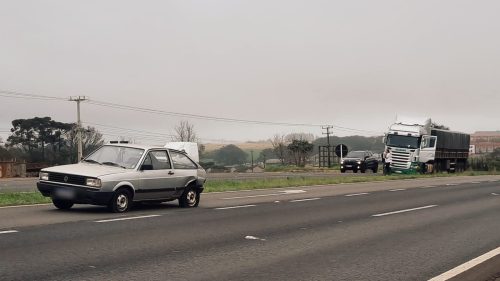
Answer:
102;162;126;169
83;159;101;165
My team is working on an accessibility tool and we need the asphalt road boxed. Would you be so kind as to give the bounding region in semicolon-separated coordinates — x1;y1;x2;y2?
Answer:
1;175;500;281
0;171;376;193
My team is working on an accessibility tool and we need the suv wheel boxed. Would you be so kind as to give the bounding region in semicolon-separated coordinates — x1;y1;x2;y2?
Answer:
108;189;132;213
52;199;74;210
179;186;200;208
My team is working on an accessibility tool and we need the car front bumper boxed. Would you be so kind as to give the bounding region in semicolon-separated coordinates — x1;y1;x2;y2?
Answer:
37;181;114;205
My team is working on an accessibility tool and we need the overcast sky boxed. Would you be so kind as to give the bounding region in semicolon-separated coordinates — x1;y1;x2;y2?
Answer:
1;0;499;145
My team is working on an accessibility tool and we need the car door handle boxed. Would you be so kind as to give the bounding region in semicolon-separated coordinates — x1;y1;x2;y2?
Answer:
168;171;175;175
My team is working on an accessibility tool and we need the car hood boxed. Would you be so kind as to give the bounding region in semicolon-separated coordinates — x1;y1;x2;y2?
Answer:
42;163;129;178
343;158;362;161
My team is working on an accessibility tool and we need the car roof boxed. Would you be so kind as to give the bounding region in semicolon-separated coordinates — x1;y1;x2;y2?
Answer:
104;144;188;154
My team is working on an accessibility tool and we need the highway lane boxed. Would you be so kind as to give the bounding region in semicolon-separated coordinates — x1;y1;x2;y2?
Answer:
0;175;497;229
1;177;500;280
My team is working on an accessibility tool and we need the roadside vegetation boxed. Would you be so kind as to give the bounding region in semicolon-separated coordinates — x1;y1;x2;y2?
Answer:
1;171;498;207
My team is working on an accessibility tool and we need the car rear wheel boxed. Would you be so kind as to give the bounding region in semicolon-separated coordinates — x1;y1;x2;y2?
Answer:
52;199;74;210
179;186;200;208
108;189;132;213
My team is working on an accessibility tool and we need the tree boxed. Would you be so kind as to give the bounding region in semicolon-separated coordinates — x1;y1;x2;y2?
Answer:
287;139;314;167
271;134;288;165
7;117;72;162
173;120;198;142
258;148;276;162
214;144;248;165
486;148;500;171
66;126;104;163
432;122;450;130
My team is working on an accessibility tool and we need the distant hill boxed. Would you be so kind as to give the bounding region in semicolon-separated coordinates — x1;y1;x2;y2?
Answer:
203;141;273;152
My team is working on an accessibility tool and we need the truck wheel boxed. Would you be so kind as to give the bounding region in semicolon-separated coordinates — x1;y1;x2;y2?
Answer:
52;199;74;210
108;189;132;213
179;186;200;208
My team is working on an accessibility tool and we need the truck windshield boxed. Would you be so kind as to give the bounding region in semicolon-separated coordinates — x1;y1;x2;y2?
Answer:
84;146;145;169
386;135;420;149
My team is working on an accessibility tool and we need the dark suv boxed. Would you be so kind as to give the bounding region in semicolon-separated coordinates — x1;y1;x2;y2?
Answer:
340;151;378;173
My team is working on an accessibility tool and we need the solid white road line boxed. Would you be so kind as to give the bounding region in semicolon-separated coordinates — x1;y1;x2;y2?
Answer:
345;193;369;197
0;230;19;235
428;246;500;281
290;198;321;203
389;189;406;192
0;203;52;209
446;183;459;186
95;215;161;223
372;205;438;217
215;205;257;210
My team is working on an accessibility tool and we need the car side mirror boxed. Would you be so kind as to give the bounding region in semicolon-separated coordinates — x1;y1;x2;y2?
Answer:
141;164;153;171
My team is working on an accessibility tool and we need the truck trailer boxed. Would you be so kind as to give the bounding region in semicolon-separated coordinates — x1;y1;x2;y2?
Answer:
384;117;470;173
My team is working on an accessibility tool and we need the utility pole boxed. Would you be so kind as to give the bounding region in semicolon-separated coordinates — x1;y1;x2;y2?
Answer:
251;150;254;173
322;126;333;168
70;96;88;162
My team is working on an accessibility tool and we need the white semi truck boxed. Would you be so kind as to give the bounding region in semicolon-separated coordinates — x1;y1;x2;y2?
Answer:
384;117;470;173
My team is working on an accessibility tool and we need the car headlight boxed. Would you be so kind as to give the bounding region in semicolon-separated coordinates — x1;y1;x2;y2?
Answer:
340;160;344;164
357;161;362;164
39;172;49;181
86;178;102;188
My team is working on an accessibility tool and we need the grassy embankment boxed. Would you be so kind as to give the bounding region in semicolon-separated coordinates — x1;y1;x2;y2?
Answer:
1;171;498;207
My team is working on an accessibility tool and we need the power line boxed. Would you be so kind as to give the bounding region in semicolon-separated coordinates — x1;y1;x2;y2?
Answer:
86;99;326;127
0;89;383;134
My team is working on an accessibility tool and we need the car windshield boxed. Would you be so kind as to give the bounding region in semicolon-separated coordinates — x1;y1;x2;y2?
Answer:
346;151;365;158
386;135;420;149
84;146;145;169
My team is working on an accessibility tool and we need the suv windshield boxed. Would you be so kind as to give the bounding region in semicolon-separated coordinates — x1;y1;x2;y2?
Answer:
386;135;420;149
84;146;145;169
346;151;365;159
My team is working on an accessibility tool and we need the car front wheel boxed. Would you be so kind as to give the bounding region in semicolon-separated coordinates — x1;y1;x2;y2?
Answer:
179;186;200;208
108;189;132;213
52;199;74;210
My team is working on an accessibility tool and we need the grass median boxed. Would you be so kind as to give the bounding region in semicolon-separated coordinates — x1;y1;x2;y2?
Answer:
0;171;497;207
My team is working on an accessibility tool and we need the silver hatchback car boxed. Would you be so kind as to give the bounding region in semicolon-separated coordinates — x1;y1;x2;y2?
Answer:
37;144;207;213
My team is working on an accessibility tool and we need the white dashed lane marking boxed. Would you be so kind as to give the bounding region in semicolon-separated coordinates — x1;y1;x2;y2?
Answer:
215;205;257;210
372;205;438;217
0;230;19;235
95;215;161;223
345;193;369;197
290;198;321;203
389;189;406;192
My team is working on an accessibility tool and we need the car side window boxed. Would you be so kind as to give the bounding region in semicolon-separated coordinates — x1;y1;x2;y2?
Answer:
170;151;197;169
144;151;171;170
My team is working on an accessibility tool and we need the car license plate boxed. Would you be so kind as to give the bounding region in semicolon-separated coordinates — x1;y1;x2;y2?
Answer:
55;188;75;200
346;165;352;168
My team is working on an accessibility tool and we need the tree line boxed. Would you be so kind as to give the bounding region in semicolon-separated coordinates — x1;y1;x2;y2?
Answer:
0;117;104;164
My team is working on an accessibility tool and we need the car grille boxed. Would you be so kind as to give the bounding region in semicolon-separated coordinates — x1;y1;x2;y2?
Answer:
391;151;411;169
48;173;86;186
